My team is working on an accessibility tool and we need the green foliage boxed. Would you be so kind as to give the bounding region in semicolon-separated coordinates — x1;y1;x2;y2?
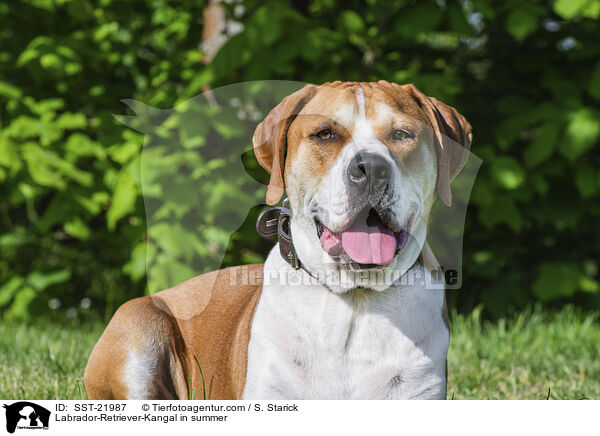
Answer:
0;0;207;321
0;0;599;320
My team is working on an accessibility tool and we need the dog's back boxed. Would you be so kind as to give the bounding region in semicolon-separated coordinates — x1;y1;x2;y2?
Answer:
84;264;263;399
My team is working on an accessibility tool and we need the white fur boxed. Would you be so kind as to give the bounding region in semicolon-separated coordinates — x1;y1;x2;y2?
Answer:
123;350;157;399
243;248;449;399
244;86;447;399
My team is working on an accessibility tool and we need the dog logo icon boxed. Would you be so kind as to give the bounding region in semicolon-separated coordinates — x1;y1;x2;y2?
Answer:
3;402;50;433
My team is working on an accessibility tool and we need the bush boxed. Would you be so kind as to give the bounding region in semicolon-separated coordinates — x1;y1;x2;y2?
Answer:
0;0;599;321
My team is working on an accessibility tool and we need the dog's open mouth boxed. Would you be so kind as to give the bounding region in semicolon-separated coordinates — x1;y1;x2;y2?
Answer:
315;208;411;269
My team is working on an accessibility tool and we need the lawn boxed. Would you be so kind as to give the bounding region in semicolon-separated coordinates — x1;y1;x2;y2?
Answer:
0;306;598;400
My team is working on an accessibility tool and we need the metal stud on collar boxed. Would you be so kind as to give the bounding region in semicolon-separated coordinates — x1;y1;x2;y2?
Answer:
256;198;301;270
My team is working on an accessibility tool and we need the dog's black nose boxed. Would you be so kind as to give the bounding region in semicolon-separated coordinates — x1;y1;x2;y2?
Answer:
347;152;391;195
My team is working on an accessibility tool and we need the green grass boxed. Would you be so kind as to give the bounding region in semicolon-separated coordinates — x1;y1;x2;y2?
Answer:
0;322;103;399
1;306;598;399
447;306;600;399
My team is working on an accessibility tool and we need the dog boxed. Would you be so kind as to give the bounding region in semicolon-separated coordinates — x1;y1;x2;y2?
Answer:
84;80;472;400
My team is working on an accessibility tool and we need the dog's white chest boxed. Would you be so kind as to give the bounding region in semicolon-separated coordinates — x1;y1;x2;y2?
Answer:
243;249;449;400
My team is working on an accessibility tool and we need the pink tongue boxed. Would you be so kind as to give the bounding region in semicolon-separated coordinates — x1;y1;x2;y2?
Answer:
341;218;396;265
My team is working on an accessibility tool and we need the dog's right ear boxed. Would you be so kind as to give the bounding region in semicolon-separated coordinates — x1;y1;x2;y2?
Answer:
253;84;318;205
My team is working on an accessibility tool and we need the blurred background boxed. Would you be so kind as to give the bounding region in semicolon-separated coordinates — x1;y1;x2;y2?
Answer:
1;0;599;325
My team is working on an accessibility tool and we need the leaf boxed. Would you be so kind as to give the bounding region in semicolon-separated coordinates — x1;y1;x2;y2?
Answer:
6;115;47;140
506;7;539;41
0;134;20;170
478;195;522;232
524;123;560;167
149;222;205;261
22;143;67;189
64;217;91;240
6;287;37;320
56;112;87;129
107;167;139;231
533;263;595;301
0;81;21;99
559;108;600;161
27;269;71;291
22;143;94;188
575;163;598;198
123;242;147;281
554;0;600;19
490;157;525;190
582;0;600;18
0;276;25;307
210;33;252;78
21;97;64;117
16;35;54;66
38;195;75;232
147;257;198;293
66;133;106;159
0;231;31;249
580;276;599;293
40;53;63;71
107;129;142;163
340;10;365;34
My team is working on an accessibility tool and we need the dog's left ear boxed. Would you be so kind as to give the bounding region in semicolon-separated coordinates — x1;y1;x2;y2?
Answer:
402;84;473;207
253;84;318;205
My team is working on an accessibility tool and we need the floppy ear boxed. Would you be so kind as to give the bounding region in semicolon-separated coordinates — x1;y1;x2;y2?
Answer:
402;84;473;207
253;84;318;205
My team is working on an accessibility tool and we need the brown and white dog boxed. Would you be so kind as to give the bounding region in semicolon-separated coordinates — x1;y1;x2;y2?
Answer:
84;81;472;400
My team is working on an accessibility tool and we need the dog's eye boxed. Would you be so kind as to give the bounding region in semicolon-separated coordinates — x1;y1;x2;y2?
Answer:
315;129;333;141
391;129;411;141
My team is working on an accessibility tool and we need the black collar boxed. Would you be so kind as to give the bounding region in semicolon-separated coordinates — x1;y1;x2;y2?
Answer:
256;202;301;270
255;202;331;290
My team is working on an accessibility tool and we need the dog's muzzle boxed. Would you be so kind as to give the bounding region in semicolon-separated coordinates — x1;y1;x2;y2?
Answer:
307;152;408;269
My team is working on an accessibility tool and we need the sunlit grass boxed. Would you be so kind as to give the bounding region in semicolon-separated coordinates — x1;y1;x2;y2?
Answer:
1;306;598;399
447;306;600;399
0;322;101;399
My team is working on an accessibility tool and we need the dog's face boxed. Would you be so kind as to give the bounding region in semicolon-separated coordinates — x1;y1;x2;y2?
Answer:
254;81;472;293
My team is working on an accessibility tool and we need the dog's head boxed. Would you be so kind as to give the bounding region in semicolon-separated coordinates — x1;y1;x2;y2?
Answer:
253;81;472;292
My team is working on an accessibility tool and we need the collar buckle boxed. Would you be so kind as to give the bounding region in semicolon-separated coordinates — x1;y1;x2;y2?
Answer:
256;199;301;270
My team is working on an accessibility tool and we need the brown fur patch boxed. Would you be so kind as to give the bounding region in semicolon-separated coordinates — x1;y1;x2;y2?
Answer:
84;265;263;400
